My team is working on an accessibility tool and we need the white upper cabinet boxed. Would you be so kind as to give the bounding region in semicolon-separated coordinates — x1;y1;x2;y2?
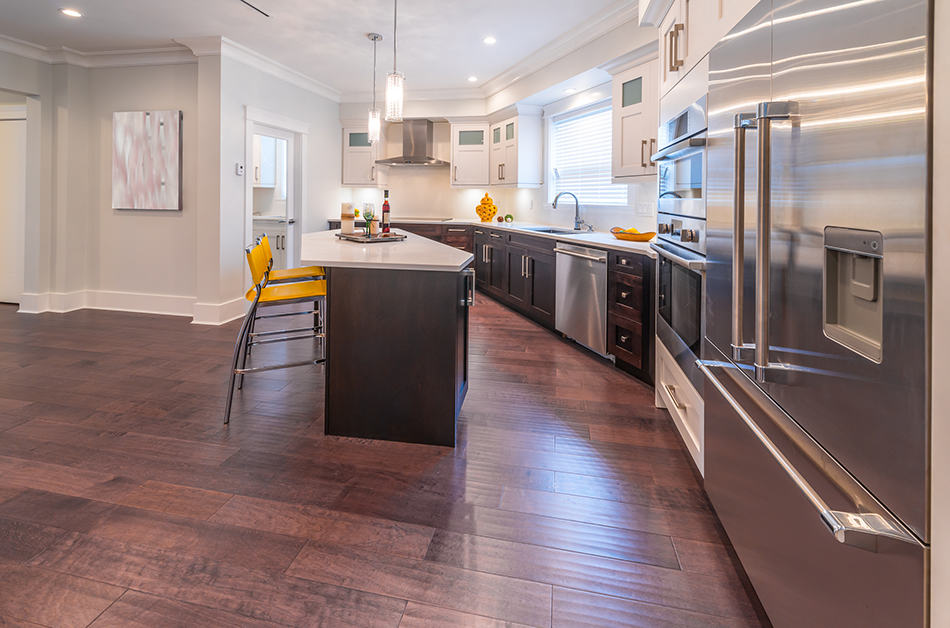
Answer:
450;123;490;187
612;58;659;181
489;112;542;188
252;135;279;188
342;127;385;187
658;0;760;97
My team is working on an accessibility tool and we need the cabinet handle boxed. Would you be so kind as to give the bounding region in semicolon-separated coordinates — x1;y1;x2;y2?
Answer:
664;384;687;411
521;255;527;278
498;164;502;180
454;165;458;182
474;230;484;235
490;233;502;238
671;23;685;71
621;291;630;299
649;138;656;165
641;139;648;168
254;166;260;181
620;335;630;344
525;257;532;278
620;258;628;265
447;228;466;232
502;164;506;180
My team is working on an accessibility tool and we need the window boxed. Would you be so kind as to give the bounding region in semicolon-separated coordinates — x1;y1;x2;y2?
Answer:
549;105;627;206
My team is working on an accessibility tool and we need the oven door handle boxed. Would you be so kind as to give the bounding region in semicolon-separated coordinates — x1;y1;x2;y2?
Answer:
650;135;706;163
650;243;706;272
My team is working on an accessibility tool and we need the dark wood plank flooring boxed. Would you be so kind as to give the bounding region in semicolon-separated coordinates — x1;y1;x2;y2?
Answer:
0;299;765;627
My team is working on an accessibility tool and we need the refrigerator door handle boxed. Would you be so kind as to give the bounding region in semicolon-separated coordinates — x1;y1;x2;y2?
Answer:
697;359;918;550
753;101;798;383
732;113;757;362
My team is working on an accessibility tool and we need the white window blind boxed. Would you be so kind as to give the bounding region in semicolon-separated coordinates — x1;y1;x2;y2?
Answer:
550;105;627;206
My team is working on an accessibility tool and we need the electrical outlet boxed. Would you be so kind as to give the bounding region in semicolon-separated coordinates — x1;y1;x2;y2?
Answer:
235;163;245;176
637;202;655;217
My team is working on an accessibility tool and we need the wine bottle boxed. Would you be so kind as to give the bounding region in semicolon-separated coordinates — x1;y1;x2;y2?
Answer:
382;190;391;233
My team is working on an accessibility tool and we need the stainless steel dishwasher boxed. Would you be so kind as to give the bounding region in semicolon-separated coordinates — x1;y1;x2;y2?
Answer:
554;242;608;356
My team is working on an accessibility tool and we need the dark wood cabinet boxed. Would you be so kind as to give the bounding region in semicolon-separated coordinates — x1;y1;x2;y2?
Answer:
525;251;556;327
487;234;507;295
608;252;654;384
506;246;528;307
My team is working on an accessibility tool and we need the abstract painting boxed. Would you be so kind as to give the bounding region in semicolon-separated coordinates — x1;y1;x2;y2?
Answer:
112;110;182;210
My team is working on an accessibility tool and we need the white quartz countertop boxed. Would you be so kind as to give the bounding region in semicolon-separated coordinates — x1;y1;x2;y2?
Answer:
329;216;657;258
300;229;474;273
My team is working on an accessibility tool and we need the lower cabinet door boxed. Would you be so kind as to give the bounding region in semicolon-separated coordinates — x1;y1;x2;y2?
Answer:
607;312;643;369
488;242;507;294
506;246;527;307
526;252;556;327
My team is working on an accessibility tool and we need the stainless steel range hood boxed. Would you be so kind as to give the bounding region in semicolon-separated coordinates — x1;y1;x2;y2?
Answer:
375;119;449;167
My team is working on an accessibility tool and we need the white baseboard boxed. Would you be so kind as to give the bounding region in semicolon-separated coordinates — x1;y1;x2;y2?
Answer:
18;291;86;314
18;290;248;325
192;297;247;325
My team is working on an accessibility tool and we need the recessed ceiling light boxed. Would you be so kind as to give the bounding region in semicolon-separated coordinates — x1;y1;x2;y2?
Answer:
564;88;577;95
483;36;497;45
59;7;83;17
467;76;478;83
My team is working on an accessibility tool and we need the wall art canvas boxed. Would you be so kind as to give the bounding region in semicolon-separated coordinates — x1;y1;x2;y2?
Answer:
112;110;182;210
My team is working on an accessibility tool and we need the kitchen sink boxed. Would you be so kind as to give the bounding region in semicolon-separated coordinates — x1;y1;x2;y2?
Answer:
522;227;579;235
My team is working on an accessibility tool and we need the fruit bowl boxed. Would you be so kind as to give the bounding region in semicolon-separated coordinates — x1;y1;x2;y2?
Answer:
610;227;656;242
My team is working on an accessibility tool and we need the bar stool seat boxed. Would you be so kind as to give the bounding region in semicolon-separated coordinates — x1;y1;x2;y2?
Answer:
268;265;326;283
245;279;326;303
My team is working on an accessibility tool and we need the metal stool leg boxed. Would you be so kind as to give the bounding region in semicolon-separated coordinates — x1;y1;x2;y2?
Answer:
224;302;257;424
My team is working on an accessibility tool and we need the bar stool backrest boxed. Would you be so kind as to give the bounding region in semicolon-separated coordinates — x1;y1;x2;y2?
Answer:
259;234;275;271
245;242;270;289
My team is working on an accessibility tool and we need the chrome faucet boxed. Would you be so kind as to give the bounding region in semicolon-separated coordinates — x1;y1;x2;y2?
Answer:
553;192;593;231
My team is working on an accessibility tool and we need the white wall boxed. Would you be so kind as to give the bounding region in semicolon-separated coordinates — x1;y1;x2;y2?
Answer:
87;63;199;310
216;53;341;320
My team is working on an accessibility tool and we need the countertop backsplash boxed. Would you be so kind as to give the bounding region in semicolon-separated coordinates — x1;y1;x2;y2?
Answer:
339;170;657;234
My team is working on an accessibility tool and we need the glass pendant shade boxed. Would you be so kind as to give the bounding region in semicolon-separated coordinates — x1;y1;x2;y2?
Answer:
385;72;404;122
367;108;381;143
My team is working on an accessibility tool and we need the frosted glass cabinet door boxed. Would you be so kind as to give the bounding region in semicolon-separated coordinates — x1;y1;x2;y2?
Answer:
490;124;504;185
342;128;379;186
451;123;490;186
612;58;659;180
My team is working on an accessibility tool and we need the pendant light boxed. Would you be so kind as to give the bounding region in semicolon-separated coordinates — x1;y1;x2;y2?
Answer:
367;33;382;143
385;0;404;122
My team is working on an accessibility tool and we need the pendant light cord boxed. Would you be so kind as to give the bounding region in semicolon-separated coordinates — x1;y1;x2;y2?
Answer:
372;37;377;109
392;0;398;72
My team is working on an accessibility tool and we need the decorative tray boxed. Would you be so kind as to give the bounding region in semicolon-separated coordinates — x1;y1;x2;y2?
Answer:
336;231;407;243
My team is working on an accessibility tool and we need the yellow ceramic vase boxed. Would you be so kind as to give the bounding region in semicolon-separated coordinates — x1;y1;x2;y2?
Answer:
476;194;498;223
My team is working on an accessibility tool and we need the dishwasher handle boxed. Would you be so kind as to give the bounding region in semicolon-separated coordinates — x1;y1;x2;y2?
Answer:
554;248;607;263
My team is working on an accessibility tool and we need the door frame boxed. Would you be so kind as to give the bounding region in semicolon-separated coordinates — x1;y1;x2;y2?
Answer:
244;107;309;283
0;103;28;305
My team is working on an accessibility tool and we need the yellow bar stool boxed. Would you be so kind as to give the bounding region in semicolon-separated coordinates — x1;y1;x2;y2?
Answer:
224;240;327;424
245;233;327;358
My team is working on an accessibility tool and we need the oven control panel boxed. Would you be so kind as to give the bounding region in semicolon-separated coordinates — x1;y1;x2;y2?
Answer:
657;213;706;255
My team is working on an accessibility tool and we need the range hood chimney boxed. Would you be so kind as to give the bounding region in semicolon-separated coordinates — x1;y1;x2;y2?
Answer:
375;119;449;167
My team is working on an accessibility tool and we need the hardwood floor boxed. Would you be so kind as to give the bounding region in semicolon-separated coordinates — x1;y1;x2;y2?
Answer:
0;299;766;627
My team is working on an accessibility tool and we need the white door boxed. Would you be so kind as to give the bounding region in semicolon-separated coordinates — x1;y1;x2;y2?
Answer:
502;119;518;184
612;59;659;179
489;124;503;185
0;118;26;303
251;124;296;270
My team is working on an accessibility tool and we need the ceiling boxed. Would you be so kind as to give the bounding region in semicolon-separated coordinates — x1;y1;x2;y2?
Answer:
0;0;636;98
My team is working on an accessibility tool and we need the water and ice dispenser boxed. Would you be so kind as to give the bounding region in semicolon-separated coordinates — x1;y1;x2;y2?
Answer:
823;227;884;363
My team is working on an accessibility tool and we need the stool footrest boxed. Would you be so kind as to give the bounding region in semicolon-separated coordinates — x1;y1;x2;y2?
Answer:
248;333;325;347
250;326;317;337
235;358;325;375
255;309;318;320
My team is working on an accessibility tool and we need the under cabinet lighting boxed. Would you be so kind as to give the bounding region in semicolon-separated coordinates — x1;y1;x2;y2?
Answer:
483;35;497;45
60;7;83;17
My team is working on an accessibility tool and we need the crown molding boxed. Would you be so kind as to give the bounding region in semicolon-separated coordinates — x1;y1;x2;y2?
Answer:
216;37;341;102
480;0;641;99
598;42;658;76
638;0;676;27
340;86;483;103
0;34;194;68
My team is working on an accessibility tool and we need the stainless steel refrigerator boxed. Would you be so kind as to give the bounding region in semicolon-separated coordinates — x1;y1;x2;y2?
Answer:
701;0;930;625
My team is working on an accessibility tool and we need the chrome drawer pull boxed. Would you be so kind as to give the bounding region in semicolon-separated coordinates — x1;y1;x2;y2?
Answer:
664;384;687;411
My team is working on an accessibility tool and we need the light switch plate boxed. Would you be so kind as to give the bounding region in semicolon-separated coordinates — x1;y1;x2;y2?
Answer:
235;163;245;176
637;202;655;216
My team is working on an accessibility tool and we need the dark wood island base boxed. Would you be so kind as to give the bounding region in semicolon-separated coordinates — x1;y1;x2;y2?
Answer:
324;266;471;447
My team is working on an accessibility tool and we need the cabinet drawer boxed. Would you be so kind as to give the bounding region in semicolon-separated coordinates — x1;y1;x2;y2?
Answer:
608;272;643;320
443;234;473;251
608;313;642;369
609;251;645;275
508;232;555;254
396;224;443;239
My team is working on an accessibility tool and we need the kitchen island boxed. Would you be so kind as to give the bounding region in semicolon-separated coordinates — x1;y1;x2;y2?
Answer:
301;229;474;447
